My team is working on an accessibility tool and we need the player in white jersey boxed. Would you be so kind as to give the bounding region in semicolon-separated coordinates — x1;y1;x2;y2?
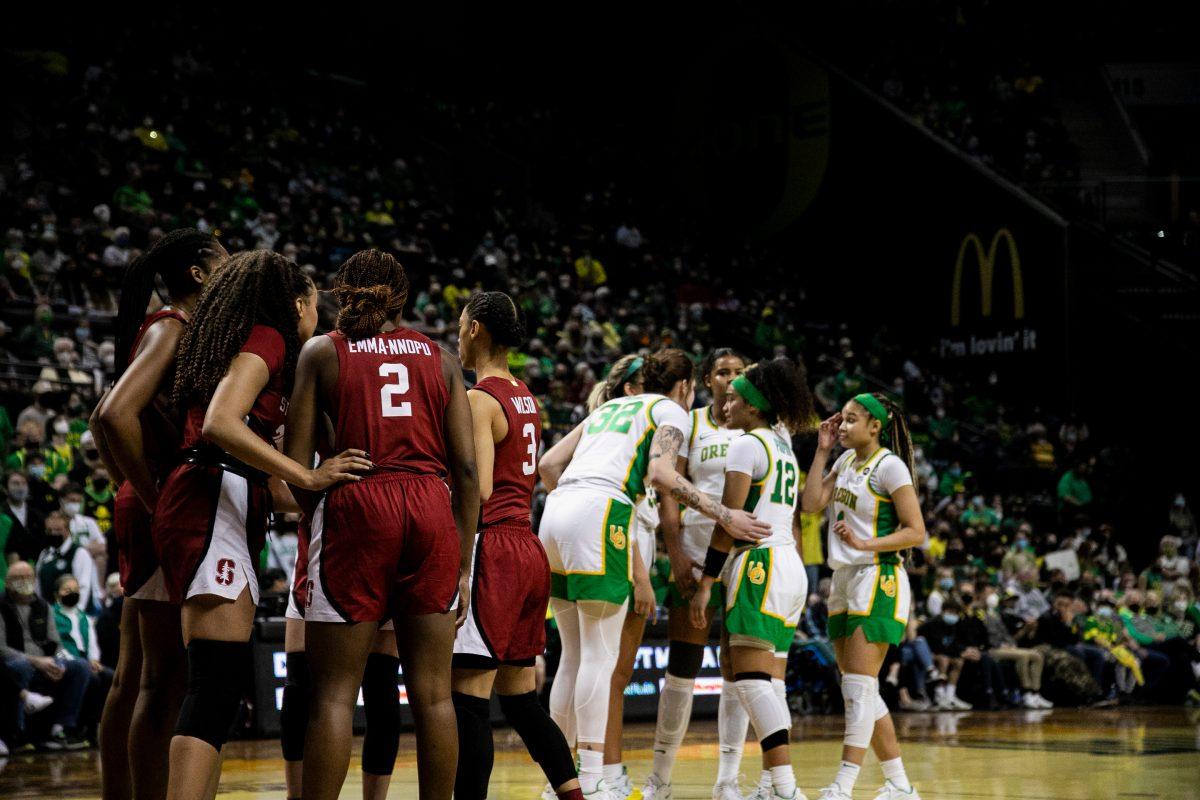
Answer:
692;357;816;800
643;348;753;800
801;393;926;800
538;349;771;800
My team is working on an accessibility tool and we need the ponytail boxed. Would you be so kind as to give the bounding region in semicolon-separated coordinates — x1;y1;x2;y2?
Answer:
114;228;219;378
871;392;916;484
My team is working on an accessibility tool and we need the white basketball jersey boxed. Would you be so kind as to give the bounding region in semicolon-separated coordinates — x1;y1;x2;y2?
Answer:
827;447;913;569
681;406;742;535
725;427;798;550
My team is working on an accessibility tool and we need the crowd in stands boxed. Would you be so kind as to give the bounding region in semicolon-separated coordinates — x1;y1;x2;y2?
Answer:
2;29;1199;758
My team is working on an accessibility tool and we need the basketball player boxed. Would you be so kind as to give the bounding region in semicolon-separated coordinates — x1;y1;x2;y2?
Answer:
154;251;371;800
450;291;583;800
801;394;925;800
93;229;227;800
283;249;479;800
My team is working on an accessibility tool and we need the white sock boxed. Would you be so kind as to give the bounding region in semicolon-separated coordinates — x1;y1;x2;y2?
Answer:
716;678;749;786
603;763;624;783
758;769;772;789
832;761;861;795
770;764;796;797
579;749;604;793
881;757;912;792
651;673;695;782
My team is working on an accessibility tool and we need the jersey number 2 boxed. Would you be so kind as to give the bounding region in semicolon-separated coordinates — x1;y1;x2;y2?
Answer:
379;363;412;417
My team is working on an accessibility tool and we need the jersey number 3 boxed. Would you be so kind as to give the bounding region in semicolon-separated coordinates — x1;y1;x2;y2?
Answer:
521;422;537;476
379;363;413;417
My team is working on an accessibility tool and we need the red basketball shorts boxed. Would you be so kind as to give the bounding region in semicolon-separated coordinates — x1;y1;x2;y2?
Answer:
304;472;460;624
114;482;168;601
453;521;550;668
152;463;269;605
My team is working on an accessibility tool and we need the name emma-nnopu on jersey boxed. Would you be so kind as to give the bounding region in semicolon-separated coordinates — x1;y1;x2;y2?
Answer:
346;337;434;356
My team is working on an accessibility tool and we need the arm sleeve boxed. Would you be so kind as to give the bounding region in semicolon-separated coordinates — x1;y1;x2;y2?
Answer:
651;400;691;459
726;435;770;482
240;325;286;374
873;455;913;496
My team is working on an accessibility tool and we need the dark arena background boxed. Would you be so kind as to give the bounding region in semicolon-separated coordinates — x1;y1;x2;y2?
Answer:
2;4;1199;800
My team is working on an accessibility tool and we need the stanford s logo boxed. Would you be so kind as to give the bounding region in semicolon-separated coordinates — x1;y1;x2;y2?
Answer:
951;228;1025;327
215;558;236;586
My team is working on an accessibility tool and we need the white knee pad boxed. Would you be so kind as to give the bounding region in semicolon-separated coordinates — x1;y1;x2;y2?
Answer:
772;678;792;731
875;690;890;721
654;674;695;748
735;678;790;743
841;673;877;748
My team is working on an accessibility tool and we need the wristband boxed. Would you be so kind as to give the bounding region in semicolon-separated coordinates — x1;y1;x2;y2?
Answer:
703;546;728;579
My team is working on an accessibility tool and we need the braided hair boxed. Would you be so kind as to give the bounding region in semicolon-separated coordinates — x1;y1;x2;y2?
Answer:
860;392;917;483
464;291;526;349
115;228;222;378
171;251;311;408
587;353;644;412
332;249;409;340
739;356;816;434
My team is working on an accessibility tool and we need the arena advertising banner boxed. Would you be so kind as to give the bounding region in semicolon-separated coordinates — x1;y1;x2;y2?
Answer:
671;34;1068;390
252;637;721;736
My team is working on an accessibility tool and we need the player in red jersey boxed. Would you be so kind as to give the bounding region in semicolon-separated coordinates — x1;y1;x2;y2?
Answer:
283;249;479;800
92;228;228;800
154;251;371;800
450;292;583;800
279;434;402;800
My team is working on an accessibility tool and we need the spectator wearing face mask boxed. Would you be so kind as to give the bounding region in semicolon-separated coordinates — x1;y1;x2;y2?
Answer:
4;472;47;563
1001;526;1038;576
1156;537;1190;585
52;574;111;742
57;483;103;549
980;585;1052;708
1034;590;1115;703
954;584;1010;709
0;561;91;750
1120;590;1200;704
34;512;101;615
1081;597;1167;699
927;567;955;616
917;600;972;710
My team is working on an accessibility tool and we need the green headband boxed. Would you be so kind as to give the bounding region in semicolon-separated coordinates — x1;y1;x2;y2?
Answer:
621;356;644;385
853;393;889;426
732;374;773;413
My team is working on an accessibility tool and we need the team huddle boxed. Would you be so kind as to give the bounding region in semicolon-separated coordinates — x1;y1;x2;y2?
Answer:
92;230;928;800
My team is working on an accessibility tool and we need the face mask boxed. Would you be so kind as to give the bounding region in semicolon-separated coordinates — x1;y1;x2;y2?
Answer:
59;591;81;608
1128;603;1141;613
28;465;46;479
961;593;974;606
38;311;53;325
1015;538;1028;549
54;421;70;435
942;614;960;625
8;486;28;503
1173;600;1188;613
1146;606;1160;615
93;476;110;491
938;578;954;590
9;579;35;598
1175;495;1186;508
1097;606;1114;618
63;501;82;516
986;594;999;610
75;328;90;341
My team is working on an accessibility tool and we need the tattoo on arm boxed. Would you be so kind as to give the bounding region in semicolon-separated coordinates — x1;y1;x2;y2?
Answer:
649;424;685;462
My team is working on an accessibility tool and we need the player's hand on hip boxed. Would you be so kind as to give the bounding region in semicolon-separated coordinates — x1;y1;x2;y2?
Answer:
306;449;373;491
724;508;771;542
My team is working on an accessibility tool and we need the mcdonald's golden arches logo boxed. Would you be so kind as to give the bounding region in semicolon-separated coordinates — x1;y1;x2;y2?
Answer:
951;228;1025;327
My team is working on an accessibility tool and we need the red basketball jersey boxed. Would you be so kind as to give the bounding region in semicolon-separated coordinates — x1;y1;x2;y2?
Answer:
327;327;449;477
473;376;541;526
180;324;288;450
128;308;188;469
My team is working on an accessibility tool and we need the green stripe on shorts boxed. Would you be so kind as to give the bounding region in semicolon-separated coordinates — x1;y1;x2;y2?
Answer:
549;499;632;605
826;563;906;645
724;547;795;652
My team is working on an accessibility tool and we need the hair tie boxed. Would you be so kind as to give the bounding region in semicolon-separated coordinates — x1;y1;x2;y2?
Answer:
732;373;773;413
622;356;644;384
